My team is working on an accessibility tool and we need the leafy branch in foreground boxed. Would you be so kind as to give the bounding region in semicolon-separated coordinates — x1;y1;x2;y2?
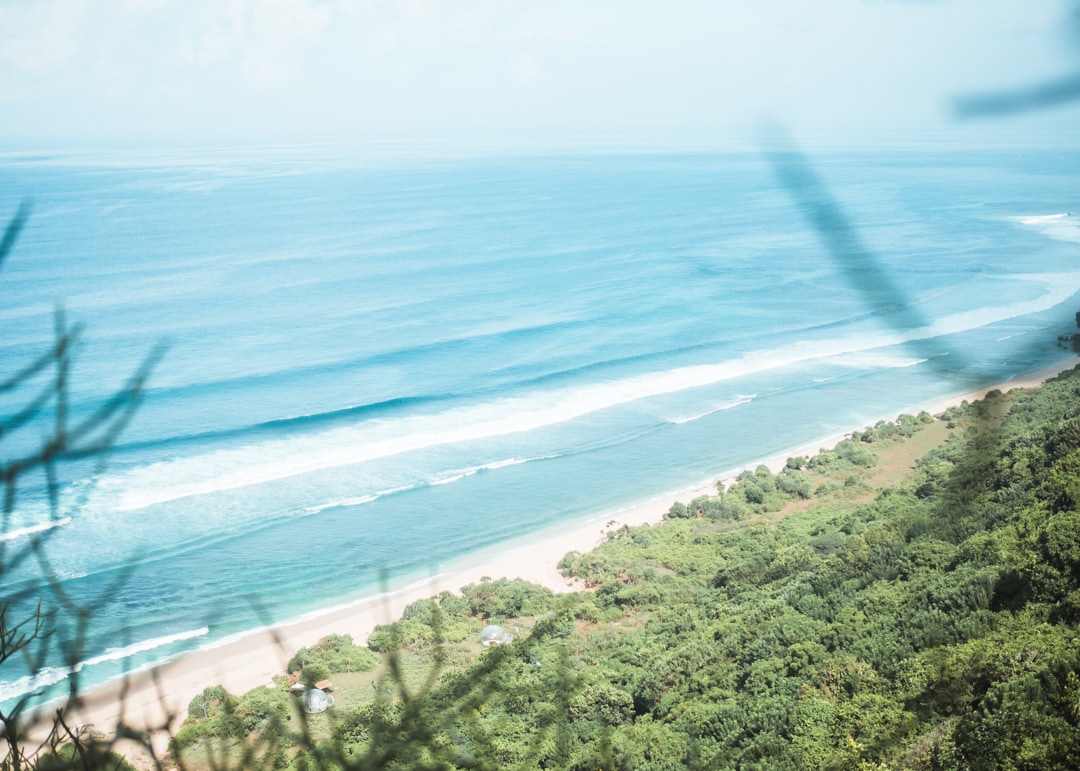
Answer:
0;203;162;771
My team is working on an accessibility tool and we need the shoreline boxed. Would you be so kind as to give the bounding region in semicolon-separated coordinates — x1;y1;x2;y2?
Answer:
51;356;1080;758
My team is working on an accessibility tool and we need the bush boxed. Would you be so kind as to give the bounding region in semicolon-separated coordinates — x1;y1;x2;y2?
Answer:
777;469;813;499
815;481;841;496
558;550;582;572
37;744;138;771
461;577;556;619
684;493;748;520
435;590;472;617
941;404;966;422
809;451;839;472
569;683;635;726
843;474;867;490
169;721;210;753
875;420;899;440
575;600;602;623
301;661;330;687
835;439;877;467
236;688;290;735
753;465;777;493
367;618;433;652
897;413;927;437
187;685;232;720
667;501;690;518
712;498;748;520
742;481;766;504
288;633;378;675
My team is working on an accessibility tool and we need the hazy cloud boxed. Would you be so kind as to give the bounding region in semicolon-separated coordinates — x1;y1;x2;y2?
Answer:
512;51;549;85
0;0;1075;144
0;0;86;72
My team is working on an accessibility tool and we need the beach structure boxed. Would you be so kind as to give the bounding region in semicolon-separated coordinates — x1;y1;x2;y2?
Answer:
302;688;335;714
480;624;513;646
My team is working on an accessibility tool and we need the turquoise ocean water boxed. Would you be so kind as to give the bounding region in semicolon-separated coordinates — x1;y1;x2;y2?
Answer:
1;146;1078;709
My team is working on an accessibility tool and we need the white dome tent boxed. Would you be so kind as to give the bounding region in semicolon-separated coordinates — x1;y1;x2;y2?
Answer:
302;688;335;714
480;624;513;646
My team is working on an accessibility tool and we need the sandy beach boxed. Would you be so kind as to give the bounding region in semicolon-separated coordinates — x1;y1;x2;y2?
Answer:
51;356;1078;760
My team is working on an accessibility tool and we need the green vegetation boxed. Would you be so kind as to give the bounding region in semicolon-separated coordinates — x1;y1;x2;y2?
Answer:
167;369;1080;768
1056;310;1080;354
34;744;137;771
289;635;379;683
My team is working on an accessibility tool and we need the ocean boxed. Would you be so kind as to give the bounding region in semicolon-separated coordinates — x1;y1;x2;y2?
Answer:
1;145;1078;710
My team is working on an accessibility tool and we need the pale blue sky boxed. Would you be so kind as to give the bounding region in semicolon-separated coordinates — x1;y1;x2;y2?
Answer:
0;0;1077;148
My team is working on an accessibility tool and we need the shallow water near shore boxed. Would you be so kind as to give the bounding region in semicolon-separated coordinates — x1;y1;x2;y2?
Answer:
1;146;1079;709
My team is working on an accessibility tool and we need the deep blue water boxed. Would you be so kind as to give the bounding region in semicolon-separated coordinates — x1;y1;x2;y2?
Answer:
1;147;1079;708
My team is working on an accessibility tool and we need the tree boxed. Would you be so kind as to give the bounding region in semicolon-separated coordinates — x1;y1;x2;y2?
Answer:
301;663;331;688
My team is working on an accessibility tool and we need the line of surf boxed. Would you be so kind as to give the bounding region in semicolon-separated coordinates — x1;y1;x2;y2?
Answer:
668;395;756;425
302;455;558;514
0;517;71;543
0;627;210;705
1013;212;1080;244
89;271;1080;513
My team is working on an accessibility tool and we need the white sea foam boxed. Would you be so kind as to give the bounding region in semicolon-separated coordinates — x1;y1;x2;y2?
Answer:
76;627;210;670
1014;212;1080;243
78;271;1080;513
828;351;928;369
304;485;415;515
429;456;552;486
995;332;1027;342
302;456;554;513
0;667;72;705
0;627;209;704
0;517;71;543
1019;213;1070;224
669;395;755;425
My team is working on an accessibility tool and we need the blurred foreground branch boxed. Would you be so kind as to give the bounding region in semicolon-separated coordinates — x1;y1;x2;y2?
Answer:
955;71;1080;118
0;203;163;770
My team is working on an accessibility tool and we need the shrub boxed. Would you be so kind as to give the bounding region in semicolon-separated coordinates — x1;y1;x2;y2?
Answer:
169;721;210;753
236;688;290;735
667;501;690;518
367;618;433;652
289;633;378;675
815;481;841;496
37;744;138;771
753;464;777;493
742;481;766;504
569;683;635;726
809;451;838;472
188;685;232;721
435;590;472;617
777;469;813;499
301;662;331;687
558;550;582;572
575;600;602;623
712;498;748;520
461;577;556;619
835;439;877;467
941;404;966;422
